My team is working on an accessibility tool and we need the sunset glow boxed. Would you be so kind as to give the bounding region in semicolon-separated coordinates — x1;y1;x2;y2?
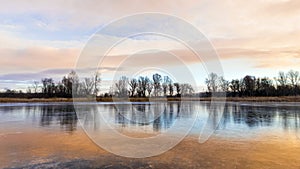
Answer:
0;0;299;91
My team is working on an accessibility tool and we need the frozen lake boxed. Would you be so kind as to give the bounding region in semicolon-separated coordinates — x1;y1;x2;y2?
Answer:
1;101;300;168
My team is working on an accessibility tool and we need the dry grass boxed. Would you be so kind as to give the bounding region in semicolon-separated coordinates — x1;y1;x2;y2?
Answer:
0;96;300;103
223;96;300;102
0;98;84;103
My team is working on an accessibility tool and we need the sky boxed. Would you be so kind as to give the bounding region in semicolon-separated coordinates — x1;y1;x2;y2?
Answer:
0;0;300;92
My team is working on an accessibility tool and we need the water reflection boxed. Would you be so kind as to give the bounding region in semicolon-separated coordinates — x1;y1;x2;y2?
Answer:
76;102;187;133
76;102;300;136
0;104;77;132
39;105;77;132
112;102;184;132
1;102;300;137
219;104;300;132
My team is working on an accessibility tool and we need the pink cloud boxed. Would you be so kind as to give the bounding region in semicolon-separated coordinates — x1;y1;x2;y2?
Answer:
0;47;79;72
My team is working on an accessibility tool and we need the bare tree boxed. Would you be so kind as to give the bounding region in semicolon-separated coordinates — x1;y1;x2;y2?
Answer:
81;77;95;95
62;70;79;95
27;87;32;94
93;72;101;96
137;76;148;97
115;76;128;97
162;76;172;96
174;83;181;96
153;73;162;96
129;78;138;97
41;78;55;94
181;83;194;96
230;79;241;97
162;83;168;96
219;76;229;92
58;82;66;94
275;71;289;96
287;70;299;87
32;81;40;93
257;77;274;96
146;79;153;97
287;70;299;95
205;73;219;92
168;83;174;96
276;71;288;87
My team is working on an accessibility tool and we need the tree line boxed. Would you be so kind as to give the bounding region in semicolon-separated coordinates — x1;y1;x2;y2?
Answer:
109;73;194;97
1;69;300;98
205;70;300;97
0;71;100;98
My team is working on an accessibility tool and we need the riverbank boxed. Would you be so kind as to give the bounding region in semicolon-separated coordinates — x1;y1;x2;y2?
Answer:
0;96;300;103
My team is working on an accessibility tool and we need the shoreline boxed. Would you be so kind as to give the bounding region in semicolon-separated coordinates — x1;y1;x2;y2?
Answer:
0;96;300;103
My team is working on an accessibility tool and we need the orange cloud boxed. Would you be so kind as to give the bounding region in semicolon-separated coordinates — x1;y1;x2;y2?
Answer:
0;47;79;72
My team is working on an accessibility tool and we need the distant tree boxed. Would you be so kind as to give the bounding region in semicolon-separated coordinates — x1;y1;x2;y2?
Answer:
287;70;300;96
10;69;300;98
93;72;101;96
137;76;148;97
162;76;172;96
242;75;256;96
56;82;65;94
277;71;288;86
129;78;138;97
32;81;40;93
41;78;55;95
205;73;219;93
174;83;181;96
219;76;229;92
81;77;95;95
162;83;168;96
168;83;174;96
230;79;241;97
275;71;289;96
287;70;299;87
181;83;194;96
260;77;275;96
26;87;32;94
5;89;16;94
255;77;275;96
62;70;79;95
108;86;115;96
146;78;153;97
115;76;128;97
153;73;162;96
256;77;262;93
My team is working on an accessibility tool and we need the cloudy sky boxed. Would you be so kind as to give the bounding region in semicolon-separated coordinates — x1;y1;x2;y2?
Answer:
0;0;300;92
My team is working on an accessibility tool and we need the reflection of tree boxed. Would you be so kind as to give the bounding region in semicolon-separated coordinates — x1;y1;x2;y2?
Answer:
278;107;300;131
39;105;77;132
232;104;242;124
218;105;276;128
217;104;300;131
153;102;181;131
241;107;274;127
113;102;183;132
203;102;224;130
219;105;231;129
34;103;300;136
113;103;300;133
3;102;300;136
